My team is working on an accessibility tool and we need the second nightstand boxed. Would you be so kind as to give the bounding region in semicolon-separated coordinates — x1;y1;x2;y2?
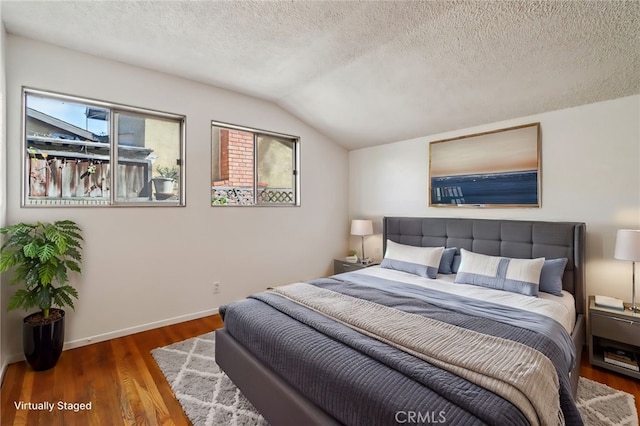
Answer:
588;295;640;379
333;259;378;274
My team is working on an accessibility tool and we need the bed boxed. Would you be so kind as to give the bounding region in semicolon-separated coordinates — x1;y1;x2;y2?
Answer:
216;217;586;425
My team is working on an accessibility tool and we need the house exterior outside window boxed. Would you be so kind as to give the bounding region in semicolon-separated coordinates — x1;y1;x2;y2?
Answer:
22;88;185;207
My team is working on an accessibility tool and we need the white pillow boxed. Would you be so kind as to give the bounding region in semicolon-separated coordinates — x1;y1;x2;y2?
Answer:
454;249;544;296
380;240;444;279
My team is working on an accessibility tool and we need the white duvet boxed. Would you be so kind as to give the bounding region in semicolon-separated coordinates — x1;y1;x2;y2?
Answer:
349;265;577;334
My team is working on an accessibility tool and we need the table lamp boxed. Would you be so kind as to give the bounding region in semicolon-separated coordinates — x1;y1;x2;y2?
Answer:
614;229;640;312
351;219;373;264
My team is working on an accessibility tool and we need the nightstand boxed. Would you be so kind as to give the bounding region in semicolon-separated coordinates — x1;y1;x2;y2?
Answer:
333;259;378;274
588;295;640;379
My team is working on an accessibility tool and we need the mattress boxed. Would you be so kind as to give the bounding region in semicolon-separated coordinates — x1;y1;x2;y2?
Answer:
351;266;577;333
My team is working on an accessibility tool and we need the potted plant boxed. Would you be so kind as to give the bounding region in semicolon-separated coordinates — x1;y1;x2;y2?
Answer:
152;165;179;197
0;220;83;371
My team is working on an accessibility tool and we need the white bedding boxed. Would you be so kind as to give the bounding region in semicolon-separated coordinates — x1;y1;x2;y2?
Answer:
349;265;577;334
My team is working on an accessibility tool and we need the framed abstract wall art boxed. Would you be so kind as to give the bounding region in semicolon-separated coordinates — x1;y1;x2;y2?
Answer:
429;123;541;207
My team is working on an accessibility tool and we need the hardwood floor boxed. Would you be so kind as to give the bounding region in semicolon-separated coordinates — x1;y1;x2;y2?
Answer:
1;315;222;426
1;314;639;425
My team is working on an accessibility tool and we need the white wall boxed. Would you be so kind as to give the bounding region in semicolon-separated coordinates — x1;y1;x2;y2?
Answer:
0;21;7;381
350;95;640;304
2;35;349;361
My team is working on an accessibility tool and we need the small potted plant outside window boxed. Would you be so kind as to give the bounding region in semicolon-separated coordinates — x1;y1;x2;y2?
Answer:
0;220;83;371
152;165;179;199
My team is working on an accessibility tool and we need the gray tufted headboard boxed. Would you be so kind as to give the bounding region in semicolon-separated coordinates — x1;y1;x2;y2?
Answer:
383;217;586;315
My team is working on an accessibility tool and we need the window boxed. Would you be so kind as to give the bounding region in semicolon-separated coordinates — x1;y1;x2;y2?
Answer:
22;88;185;206
211;122;300;206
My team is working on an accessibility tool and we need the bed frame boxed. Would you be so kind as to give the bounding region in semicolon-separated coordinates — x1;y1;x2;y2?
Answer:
216;217;586;426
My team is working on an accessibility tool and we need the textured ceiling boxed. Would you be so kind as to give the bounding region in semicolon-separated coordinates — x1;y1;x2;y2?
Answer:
2;1;639;150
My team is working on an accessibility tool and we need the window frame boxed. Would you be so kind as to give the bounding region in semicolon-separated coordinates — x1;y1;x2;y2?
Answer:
21;87;186;207
211;121;300;207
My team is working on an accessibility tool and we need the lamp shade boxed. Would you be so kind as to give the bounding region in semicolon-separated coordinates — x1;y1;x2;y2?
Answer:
351;219;373;236
614;229;640;261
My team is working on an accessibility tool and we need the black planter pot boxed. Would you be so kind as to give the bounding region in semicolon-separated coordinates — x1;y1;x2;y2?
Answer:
23;309;65;371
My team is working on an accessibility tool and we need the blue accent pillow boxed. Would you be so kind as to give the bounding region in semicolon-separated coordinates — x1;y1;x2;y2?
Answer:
452;254;462;273
539;258;568;296
438;247;457;274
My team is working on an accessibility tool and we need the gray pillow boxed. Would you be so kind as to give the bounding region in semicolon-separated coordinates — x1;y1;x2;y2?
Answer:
438;247;457;274
539;258;568;296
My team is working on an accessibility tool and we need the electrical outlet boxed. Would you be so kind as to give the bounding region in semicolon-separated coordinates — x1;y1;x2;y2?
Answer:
212;281;221;295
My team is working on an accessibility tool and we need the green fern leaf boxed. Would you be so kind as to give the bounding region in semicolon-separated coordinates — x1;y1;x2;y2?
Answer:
64;247;82;262
23;241;38;258
7;289;29;311
38;261;58;285
0;250;17;272
55;266;68;285
38;243;57;262
53;286;78;310
45;226;68;253
65;260;81;273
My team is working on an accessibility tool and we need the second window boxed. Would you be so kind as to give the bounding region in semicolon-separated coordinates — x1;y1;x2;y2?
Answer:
211;122;299;206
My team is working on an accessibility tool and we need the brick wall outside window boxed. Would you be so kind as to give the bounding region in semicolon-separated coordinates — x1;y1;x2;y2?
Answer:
214;129;254;187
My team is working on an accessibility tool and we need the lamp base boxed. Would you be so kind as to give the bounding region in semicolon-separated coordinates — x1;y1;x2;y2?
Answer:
627;305;640;313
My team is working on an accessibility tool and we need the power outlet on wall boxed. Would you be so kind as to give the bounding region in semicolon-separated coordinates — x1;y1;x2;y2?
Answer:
212;281;221;295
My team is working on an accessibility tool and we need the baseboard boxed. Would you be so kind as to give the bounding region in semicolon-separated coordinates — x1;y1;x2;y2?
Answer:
0;358;9;387
64;307;220;349
3;307;219;368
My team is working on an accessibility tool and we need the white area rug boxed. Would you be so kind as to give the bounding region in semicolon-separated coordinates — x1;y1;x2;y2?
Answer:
151;332;267;426
152;331;637;426
577;377;638;426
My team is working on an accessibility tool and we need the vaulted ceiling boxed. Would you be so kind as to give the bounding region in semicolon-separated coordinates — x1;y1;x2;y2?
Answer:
2;1;639;150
